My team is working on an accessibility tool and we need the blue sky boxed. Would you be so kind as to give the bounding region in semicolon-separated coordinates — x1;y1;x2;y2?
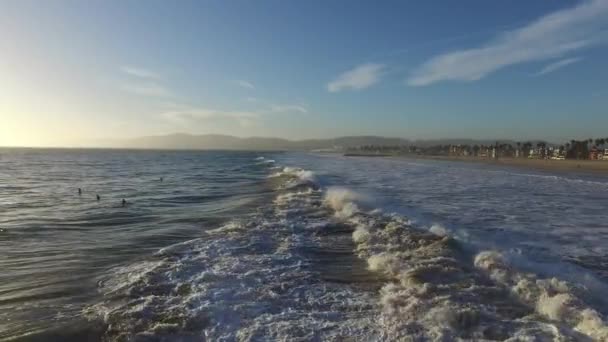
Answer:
1;0;607;146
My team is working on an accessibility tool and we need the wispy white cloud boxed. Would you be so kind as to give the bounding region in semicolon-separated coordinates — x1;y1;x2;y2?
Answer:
270;104;308;113
327;63;385;92
534;57;582;76
163;108;259;127
408;0;608;86
243;97;307;113
121;83;172;97
121;66;161;79
232;80;255;89
119;65;169;97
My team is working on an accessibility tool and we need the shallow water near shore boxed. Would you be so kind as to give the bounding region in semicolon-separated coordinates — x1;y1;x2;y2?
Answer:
2;149;608;341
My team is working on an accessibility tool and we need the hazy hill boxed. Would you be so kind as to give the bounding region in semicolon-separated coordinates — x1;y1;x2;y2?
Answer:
123;134;411;150
122;133;522;151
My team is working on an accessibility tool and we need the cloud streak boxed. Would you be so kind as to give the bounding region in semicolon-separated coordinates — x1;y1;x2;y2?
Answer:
534;57;582;76
121;66;161;79
119;65;169;97
270;104;308;113
408;0;608;86
327;63;385;92
121;83;172;97
232;80;255;89
163;108;259;127
161;101;306;129
243;97;307;113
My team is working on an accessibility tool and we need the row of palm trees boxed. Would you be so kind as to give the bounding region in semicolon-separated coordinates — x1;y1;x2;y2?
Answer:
469;138;608;159
563;139;608;160
349;137;608;160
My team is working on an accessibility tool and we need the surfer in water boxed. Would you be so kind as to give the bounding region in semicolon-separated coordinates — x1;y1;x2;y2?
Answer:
160;177;163;182
78;188;82;195
121;199;127;207
96;194;100;201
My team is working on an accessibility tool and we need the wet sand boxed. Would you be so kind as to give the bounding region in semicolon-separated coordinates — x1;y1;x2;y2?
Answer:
341;152;608;174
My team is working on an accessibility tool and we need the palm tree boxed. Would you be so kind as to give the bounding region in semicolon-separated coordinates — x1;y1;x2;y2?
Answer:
516;142;521;157
570;140;591;159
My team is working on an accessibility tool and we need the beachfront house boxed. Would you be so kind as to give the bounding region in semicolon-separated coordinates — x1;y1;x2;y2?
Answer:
589;147;600;160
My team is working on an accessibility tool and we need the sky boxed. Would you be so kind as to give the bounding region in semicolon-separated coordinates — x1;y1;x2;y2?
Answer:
1;0;608;147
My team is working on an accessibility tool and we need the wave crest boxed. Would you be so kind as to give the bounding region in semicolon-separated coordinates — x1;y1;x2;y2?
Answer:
475;250;608;340
324;187;361;219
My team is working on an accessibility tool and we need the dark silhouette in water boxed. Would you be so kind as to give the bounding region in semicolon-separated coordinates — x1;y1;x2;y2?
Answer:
78;188;82;195
96;194;100;201
122;199;127;207
160;177;163;182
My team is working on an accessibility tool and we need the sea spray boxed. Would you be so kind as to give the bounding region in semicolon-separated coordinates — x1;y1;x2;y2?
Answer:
324;187;362;219
429;223;449;236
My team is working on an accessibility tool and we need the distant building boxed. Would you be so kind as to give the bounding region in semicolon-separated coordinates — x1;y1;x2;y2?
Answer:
550;148;565;160
589;147;600;160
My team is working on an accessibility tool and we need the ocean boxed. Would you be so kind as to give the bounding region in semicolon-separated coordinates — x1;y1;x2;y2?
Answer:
1;148;608;341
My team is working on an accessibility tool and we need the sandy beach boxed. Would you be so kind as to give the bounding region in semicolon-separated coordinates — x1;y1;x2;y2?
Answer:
399;155;608;174
342;153;608;174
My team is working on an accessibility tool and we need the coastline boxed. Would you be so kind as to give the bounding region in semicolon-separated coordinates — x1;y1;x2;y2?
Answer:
343;153;608;175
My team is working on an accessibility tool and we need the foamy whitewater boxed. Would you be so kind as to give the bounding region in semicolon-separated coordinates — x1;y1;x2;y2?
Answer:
2;150;608;341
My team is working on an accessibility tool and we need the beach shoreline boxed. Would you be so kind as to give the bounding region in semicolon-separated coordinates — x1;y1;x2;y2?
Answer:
343;153;608;175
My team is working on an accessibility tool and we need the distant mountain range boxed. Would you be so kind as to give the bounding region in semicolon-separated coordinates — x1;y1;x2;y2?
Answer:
119;133;521;151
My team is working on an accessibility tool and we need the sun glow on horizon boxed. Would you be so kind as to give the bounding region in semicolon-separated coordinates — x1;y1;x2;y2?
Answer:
1;1;607;147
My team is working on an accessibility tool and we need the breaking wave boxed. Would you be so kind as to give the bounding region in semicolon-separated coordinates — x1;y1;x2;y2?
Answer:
86;159;608;341
324;182;608;340
254;156;275;165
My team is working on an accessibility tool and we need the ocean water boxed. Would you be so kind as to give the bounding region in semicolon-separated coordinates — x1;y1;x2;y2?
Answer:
2;149;608;341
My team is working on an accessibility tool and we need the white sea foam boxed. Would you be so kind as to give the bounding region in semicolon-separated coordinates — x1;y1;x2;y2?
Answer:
475;250;608;340
352;225;371;244
256;158;275;165
324;187;361;219
315;182;607;340
429;223;448;236
268;166;318;191
88;164;382;341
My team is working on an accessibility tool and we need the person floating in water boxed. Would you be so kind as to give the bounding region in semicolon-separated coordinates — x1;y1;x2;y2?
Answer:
121;199;127;207
78;188;82;195
96;194;100;201
160;177;163;182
